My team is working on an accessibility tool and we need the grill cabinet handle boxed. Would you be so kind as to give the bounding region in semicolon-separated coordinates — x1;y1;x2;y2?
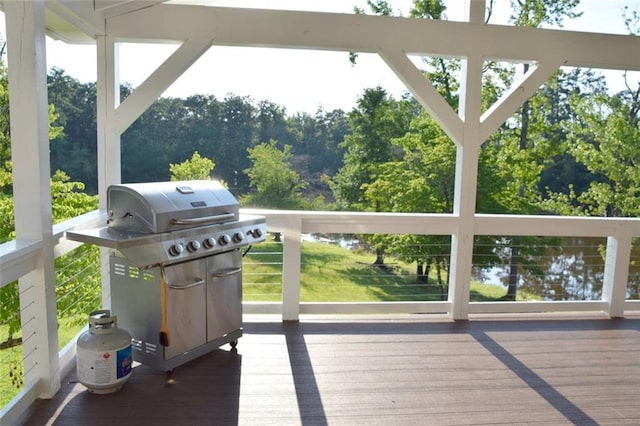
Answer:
167;277;205;289
211;267;242;278
171;213;235;226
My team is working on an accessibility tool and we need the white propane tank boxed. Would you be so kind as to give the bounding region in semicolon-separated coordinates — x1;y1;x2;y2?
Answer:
76;310;133;394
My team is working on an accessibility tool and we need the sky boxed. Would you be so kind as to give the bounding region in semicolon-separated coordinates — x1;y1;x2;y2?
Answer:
1;0;640;114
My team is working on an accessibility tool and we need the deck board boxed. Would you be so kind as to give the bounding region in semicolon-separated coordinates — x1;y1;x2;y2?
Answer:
22;313;640;425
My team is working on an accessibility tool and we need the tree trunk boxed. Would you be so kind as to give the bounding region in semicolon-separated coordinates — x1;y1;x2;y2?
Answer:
416;262;426;283
505;241;519;301
436;259;446;300
374;247;385;265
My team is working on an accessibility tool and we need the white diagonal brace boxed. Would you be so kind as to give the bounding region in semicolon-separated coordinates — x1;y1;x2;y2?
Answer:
480;59;561;142
115;37;212;135
379;48;464;145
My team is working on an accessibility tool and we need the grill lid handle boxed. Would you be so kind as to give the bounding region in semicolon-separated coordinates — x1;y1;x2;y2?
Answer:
170;212;235;226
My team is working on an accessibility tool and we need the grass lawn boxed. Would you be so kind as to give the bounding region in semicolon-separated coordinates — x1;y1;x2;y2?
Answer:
243;239;527;302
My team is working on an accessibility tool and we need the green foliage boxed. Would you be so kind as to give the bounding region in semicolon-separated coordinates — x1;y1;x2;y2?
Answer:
242;140;308;209
509;0;581;27
0;56;10;166
48;67;98;192
330;87;416;210
169;151;216;181
546;92;640;217
50;171;98;222
48;70;347;198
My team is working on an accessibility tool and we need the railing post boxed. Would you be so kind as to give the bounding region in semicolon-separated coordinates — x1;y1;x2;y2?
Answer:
281;216;302;321
5;0;60;398
602;234;632;318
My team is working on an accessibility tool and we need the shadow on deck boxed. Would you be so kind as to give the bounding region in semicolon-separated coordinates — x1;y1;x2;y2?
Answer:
23;313;640;425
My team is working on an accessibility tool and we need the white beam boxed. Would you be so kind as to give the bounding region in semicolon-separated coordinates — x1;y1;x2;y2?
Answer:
5;0;60;399
480;60;561;141
97;0;167;19
107;5;640;71
379;48;463;144
448;48;484;320
46;0;105;39
115;38;212;134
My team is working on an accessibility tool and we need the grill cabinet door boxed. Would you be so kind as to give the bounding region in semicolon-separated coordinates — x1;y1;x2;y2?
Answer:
206;250;242;341
164;261;207;359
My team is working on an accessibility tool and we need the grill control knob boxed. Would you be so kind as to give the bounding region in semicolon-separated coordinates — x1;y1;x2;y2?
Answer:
203;237;216;249
219;234;231;245
232;232;245;243
168;243;184;257
251;228;263;238
187;240;201;252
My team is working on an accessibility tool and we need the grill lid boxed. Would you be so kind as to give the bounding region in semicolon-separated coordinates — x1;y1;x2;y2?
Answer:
107;180;239;234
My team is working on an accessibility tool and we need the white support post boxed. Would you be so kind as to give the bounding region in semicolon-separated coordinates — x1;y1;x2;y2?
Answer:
96;34;122;204
5;0;60;398
448;142;480;320
96;35;121;309
281;217;302;321
448;0;485;321
602;235;632;318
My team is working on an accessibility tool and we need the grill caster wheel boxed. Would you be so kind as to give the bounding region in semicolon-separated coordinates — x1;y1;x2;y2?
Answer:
230;340;238;348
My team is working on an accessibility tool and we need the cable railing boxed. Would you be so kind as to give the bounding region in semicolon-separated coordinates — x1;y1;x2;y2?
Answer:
54;245;102;348
242;233;640;305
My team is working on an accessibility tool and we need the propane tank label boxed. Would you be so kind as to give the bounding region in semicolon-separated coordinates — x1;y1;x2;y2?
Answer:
77;345;133;385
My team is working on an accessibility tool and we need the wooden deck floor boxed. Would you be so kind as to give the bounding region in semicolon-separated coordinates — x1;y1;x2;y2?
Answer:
23;313;640;426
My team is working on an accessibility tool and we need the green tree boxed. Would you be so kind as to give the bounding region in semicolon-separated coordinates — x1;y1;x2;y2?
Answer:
541;5;640;218
330;87;416;265
330;87;414;211
48;67;98;192
543;91;640;217
363;112;455;288
169;151;216;181
242;140;308;209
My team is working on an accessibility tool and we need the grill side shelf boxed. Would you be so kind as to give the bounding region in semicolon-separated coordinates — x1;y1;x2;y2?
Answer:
66;227;161;250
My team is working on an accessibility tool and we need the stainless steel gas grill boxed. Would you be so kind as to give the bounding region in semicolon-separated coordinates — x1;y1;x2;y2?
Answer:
66;180;266;372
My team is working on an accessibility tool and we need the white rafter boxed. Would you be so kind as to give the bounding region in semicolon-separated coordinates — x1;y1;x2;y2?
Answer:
480;60;562;142
115;37;213;134
379;48;464;145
